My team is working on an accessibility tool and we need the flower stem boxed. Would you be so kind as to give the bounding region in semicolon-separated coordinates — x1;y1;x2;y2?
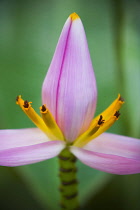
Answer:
58;147;79;210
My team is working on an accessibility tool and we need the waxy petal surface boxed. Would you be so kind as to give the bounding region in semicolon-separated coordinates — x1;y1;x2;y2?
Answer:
42;17;71;118
0;140;65;166
71;133;140;174
42;14;97;142
0;128;49;150
84;132;140;159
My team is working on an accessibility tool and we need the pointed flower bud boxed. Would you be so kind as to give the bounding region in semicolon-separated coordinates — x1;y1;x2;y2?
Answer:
42;13;97;142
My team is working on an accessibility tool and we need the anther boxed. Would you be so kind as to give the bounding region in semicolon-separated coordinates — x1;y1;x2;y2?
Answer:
41;105;47;112
16;96;19;102
98;115;105;125
114;111;120;118
23;100;29;108
119;95;125;102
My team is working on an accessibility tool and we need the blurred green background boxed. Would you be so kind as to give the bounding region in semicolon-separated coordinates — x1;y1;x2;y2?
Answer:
0;0;140;209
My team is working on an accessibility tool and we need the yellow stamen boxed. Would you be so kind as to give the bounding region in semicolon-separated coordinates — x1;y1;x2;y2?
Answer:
73;115;104;147
40;105;64;140
70;13;80;21
90;94;124;127
16;96;64;141
87;111;120;141
74;95;124;147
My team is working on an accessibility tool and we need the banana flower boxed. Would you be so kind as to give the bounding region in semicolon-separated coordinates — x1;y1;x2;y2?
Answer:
0;13;140;176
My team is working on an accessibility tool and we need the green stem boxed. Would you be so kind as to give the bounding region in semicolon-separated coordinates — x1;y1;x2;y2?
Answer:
58;147;79;210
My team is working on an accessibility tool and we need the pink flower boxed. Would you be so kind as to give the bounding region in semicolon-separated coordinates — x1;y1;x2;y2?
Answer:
0;13;140;175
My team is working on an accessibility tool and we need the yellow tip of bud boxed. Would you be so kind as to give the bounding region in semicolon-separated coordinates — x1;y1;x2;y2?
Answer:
70;13;80;21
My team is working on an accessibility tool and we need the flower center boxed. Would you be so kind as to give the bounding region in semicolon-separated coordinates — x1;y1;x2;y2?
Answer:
16;94;124;147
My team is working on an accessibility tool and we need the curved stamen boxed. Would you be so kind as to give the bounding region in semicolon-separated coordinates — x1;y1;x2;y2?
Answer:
73;115;105;147
40;105;64;141
90;94;124;128
74;95;123;147
16;95;62;140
